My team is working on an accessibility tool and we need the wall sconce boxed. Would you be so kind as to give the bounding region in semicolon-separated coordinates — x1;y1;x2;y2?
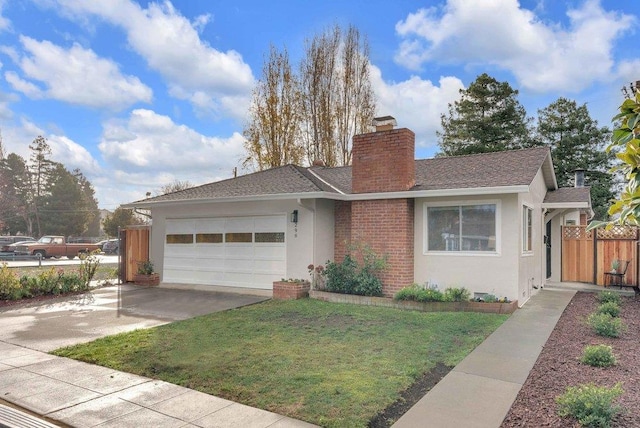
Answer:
291;210;298;224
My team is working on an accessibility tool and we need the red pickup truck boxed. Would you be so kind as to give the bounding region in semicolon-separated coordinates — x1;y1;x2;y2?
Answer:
14;236;101;259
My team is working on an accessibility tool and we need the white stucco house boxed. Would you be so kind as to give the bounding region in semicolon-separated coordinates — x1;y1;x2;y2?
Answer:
123;118;591;307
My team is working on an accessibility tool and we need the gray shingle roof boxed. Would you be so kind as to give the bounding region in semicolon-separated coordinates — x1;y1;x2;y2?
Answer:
544;187;591;204
131;146;557;205
414;146;551;190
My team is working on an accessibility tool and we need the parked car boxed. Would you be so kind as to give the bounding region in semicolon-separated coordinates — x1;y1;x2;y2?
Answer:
14;236;101;259
102;239;120;255
6;240;38;253
95;239;110;251
0;236;36;252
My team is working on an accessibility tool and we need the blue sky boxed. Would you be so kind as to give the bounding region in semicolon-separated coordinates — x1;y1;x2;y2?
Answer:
0;0;637;209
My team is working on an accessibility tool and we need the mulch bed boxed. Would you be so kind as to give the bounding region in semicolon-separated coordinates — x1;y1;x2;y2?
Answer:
501;292;640;427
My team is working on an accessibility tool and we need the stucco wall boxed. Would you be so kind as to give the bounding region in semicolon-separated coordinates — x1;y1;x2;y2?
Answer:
149;199;334;286
414;194;520;302
518;169;548;304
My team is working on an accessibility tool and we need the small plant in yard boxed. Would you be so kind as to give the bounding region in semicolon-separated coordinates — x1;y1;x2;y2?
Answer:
443;287;471;302
323;244;386;296
556;382;624;428
597;291;621;306
482;294;498;303
0;263;22;300
581;344;617;367
79;250;101;287
597;301;620;318
394;284;445;302
137;260;155;275
587;313;627;338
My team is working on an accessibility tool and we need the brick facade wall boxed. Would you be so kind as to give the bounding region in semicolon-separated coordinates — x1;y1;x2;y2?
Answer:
352;128;416;194
332;125;417;297
334;200;352;262
351;199;414;297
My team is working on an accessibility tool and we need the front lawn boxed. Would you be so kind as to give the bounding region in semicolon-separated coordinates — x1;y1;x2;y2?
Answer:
53;298;507;427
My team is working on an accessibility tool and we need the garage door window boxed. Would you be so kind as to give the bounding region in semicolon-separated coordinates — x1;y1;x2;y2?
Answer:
255;232;285;243
166;234;194;244
196;233;223;243
225;232;252;243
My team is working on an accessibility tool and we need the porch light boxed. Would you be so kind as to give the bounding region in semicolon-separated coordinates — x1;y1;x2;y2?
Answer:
291;210;298;224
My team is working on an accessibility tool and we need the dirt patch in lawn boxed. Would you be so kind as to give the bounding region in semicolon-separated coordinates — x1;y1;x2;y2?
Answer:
501;292;640;427
369;362;452;428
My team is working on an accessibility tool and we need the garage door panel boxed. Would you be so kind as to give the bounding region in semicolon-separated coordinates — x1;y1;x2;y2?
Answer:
164;215;285;289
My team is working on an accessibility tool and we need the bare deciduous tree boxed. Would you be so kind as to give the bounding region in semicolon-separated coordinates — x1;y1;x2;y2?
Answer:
243;24;376;171
243;45;303;171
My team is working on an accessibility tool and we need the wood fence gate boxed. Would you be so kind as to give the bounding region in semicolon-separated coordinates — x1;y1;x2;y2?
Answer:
118;225;151;283
562;225;638;286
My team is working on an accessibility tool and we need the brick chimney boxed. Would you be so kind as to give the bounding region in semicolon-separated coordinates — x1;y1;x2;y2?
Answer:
352;116;415;194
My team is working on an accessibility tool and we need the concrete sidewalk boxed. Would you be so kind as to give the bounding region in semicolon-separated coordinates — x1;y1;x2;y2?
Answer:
0;341;317;427
392;288;576;428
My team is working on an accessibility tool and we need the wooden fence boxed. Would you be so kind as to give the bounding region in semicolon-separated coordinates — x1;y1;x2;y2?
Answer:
562;225;638;286
119;226;150;283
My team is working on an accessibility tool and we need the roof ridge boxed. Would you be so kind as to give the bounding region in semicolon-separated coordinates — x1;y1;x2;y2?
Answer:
416;145;549;162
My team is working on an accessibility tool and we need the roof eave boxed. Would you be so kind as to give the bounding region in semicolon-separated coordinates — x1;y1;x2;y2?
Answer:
121;192;330;209
541;202;590;209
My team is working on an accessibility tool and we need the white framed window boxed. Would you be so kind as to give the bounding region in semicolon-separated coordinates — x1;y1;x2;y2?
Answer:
425;201;499;254
523;205;533;253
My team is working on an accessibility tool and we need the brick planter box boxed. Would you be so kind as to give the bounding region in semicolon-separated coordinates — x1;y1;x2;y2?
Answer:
133;273;160;286
273;281;311;300
309;290;518;314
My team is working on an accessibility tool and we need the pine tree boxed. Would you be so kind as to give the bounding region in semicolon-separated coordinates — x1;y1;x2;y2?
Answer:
536;98;615;220
438;73;533;156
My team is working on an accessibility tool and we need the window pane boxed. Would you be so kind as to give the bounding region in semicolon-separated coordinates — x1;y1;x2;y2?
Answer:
255;232;285;243
428;207;460;251
461;205;496;251
225;232;252;243
166;234;193;244
523;207;533;252
196;233;223;243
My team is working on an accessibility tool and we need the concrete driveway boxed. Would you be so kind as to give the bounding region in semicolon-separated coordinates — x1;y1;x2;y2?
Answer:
0;284;270;352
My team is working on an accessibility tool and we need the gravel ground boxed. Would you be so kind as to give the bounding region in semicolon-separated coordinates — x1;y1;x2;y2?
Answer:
501;292;640;427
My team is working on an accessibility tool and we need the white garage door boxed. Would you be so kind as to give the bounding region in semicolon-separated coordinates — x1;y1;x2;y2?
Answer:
163;215;286;289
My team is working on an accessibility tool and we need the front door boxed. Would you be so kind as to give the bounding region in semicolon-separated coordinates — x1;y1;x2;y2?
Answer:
546;221;552;278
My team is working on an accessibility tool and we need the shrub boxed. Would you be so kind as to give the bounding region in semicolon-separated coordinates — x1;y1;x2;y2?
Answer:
0;263;22;300
80;250;102;286
324;245;386;297
483;294;498;303
597;291;621;306
581;344;616;367
443;287;471;302
587;313;627;338
597;301;620;318
556;382;623;427
394;285;445;302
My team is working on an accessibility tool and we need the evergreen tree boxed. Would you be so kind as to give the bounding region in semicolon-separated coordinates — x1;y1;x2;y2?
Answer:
102;207;146;238
438;73;533;156
0;153;32;234
28;136;56;236
536;98;615;220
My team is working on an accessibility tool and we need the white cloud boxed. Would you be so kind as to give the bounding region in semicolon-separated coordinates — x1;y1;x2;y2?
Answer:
57;0;255;120
395;0;634;92
0;0;10;32
370;65;464;149
5;36;152;110
98;108;245;176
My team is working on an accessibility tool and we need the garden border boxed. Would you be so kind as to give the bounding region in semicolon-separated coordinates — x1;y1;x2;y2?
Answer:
309;290;518;314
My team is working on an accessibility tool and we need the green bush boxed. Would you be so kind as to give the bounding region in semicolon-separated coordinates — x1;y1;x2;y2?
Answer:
443;287;471;302
581;344;617;367
324;246;386;297
0;263;22;300
587;313;627;338
597;291;621;306
597;301;620;318
483;294;498;303
556;382;623;427
394;284;445;302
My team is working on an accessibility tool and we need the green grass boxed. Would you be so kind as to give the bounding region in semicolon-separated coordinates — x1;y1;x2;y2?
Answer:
8;264;118;282
53;299;508;427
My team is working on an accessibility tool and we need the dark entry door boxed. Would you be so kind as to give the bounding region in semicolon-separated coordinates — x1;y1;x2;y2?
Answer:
546;221;552;278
